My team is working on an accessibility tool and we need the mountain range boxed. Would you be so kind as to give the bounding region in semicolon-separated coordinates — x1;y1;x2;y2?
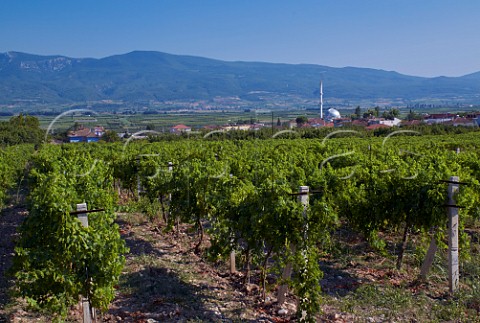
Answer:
1;50;480;108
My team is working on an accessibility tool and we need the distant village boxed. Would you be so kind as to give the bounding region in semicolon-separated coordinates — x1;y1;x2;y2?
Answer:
66;109;480;143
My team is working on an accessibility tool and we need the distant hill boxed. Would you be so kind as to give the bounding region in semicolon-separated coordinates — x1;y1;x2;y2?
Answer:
1;50;480;107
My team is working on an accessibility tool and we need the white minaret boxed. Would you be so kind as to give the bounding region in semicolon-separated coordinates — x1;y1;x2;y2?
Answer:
320;80;324;119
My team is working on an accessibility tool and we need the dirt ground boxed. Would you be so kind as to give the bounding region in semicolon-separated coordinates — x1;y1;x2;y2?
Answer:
2;208;299;322
101;214;304;322
2;205;479;322
0;203;25;323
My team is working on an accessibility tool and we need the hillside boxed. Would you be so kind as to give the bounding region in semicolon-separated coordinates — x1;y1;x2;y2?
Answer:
1;51;480;107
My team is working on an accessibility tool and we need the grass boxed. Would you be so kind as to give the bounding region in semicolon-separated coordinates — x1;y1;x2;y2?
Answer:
318;222;480;322
324;269;480;322
339;285;419;318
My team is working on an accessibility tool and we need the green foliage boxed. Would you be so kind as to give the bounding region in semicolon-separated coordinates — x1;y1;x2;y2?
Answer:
6;131;480;319
296;116;309;125
127;196;162;222
382;108;400;120
0;144;34;208
363;108;379;118
406;109;422;121
0;115;45;147
101;130;121;143
352;106;362;120
12;148;127;317
114;133;480;318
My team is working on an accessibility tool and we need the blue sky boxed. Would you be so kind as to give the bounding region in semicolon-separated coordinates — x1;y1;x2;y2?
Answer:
1;0;479;77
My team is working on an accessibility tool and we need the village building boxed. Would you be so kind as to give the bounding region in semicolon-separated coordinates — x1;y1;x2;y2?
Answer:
67;126;105;143
308;118;334;128
449;117;478;127
170;124;192;133
221;124;252;131
424;113;457;124
333;118;352;128
368;117;402;127
401;120;423;127
351;119;369;127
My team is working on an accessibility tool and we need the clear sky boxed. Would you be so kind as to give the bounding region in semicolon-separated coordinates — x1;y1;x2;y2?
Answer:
1;0;479;77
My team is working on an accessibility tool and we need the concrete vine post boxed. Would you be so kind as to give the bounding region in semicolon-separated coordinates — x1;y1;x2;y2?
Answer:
419;176;461;294
419;235;437;280
230;239;236;274
76;203;95;323
277;186;309;306
136;158;141;198
447;176;460;293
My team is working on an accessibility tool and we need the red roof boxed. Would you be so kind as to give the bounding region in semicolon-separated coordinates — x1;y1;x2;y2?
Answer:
453;117;474;125
172;124;191;129
425;113;456;119
352;120;368;127
308;118;324;124
68;127;104;138
402;120;422;126
68;128;92;137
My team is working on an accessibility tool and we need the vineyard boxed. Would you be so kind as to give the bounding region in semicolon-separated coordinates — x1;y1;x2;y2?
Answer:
1;132;480;322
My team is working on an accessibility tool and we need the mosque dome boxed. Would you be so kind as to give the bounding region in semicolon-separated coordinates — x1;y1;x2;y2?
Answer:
327;108;341;119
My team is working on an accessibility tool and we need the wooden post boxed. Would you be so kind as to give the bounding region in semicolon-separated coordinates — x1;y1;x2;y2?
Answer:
277;186;309;306
76;203;95;323
447;176;460;293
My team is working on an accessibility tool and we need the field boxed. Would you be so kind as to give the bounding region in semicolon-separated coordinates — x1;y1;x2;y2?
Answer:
1;105;478;139
0;109;310;134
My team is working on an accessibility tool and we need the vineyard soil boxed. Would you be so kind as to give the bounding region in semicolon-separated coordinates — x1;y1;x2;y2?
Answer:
3;205;479;322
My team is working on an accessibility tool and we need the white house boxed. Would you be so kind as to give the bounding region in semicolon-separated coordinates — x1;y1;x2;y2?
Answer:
170;124;192;133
